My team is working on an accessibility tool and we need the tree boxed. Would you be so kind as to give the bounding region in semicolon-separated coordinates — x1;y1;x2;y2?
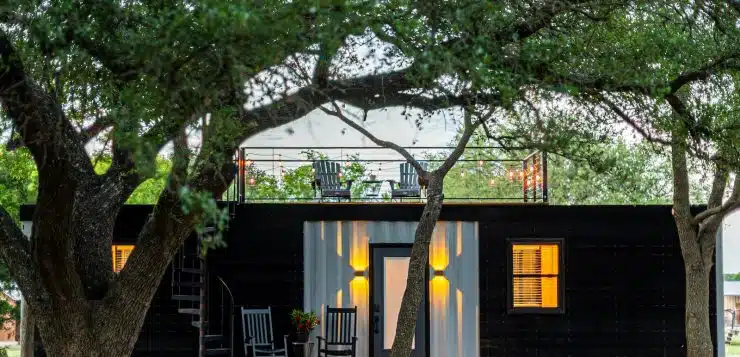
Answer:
432;3;740;356
0;2;508;356
527;27;740;357
320;2;740;357
2;1;736;356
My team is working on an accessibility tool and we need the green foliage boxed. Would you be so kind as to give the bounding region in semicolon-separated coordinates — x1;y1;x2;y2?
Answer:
0;147;37;221
234;151;368;201
93;155;173;204
0;147;33;306
178;186;230;254
726;273;740;282
426;127;716;205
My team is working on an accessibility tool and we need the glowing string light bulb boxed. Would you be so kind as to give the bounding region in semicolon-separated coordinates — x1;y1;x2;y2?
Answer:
249;177;256;185
489;178;495;187
478;160;484;167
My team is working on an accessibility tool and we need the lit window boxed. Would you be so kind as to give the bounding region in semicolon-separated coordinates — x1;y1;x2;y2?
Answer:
509;240;562;312
112;245;135;273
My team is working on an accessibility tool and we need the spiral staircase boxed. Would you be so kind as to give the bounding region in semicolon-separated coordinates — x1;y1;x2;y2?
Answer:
171;227;234;357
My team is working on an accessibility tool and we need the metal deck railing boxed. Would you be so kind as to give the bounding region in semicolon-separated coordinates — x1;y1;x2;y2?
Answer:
222;146;548;203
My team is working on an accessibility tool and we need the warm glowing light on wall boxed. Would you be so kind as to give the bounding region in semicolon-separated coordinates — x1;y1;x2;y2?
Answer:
349;222;369;272
456;222;463;257
349;275;368;356
336;289;343;308
429;224;448;271
430;275;449;307
456;289;463;357
350;276;368;304
336;221;343;257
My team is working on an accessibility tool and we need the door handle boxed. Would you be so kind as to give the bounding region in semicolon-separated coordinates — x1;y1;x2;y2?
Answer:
373;315;380;334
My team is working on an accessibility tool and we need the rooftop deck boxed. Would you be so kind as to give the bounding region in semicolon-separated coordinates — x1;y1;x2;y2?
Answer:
222;146;548;204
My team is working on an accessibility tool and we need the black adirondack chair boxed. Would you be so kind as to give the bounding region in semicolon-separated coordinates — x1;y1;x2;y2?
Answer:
388;161;428;199
312;161;353;201
317;306;358;357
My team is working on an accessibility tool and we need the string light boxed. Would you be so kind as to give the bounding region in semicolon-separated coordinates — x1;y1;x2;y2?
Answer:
249;177;256;185
489;178;495;186
478;160;484;167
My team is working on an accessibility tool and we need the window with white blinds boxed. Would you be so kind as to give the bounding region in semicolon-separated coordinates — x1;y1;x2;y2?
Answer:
511;242;560;310
111;245;135;273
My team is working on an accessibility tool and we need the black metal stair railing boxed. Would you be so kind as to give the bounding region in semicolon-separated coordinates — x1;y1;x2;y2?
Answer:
171;228;234;357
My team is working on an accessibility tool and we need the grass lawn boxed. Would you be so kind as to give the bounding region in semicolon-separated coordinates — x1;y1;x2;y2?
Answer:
729;334;740;357
3;345;19;357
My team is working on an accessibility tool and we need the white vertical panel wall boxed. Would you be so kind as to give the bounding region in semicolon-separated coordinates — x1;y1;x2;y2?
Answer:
304;221;479;357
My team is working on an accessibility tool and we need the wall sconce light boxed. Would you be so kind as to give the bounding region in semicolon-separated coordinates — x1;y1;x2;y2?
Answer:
433;270;445;277
354;270;366;278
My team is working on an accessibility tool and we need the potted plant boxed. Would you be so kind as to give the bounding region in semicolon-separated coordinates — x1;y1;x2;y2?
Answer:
290;309;320;342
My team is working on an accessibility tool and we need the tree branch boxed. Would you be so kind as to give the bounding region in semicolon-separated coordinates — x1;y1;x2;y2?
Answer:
591;92;673;146
436;107;487;175
0;205;48;306
319;101;428;175
694;173;740;223
0;30;95;181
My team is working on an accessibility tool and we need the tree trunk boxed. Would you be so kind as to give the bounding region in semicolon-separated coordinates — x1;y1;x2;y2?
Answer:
20;300;32;357
682;252;713;357
389;173;444;357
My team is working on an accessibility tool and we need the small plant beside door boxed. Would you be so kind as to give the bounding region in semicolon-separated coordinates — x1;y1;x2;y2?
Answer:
290;309;320;342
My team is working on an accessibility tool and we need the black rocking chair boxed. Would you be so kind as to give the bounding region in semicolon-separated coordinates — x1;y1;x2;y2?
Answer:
317;306;358;357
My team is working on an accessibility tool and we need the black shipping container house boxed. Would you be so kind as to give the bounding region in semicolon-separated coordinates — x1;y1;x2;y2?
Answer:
19;203;724;357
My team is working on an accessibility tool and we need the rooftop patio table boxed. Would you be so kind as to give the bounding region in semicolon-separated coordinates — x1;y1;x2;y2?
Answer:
361;179;384;200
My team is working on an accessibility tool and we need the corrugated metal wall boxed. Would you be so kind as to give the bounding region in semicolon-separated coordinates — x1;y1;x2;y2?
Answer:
304;220;480;357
